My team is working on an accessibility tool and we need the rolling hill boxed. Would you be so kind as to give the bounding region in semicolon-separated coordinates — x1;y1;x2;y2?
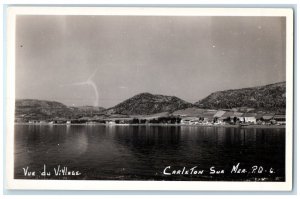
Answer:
106;92;194;115
15;99;73;120
194;82;286;112
15;99;105;121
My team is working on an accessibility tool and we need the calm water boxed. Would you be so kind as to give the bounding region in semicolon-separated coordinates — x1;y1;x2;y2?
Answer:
14;124;285;181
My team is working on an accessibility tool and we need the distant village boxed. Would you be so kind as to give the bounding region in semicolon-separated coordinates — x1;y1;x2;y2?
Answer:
16;107;286;127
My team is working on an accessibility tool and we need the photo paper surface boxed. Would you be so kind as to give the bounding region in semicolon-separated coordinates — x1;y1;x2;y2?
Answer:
5;7;294;190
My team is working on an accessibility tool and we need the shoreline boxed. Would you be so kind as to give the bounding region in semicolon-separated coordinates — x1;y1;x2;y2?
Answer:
14;123;286;129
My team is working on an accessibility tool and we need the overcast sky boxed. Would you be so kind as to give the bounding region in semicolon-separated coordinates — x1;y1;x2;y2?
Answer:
16;15;286;108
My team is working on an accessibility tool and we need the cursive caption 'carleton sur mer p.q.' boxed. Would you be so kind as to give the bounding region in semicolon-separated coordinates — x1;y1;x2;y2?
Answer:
162;163;275;176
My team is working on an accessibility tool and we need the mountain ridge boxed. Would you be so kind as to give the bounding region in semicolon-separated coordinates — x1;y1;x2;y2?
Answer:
15;81;286;120
194;82;286;112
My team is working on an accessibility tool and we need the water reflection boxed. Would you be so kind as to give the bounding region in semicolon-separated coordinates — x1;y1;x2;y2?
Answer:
14;124;285;181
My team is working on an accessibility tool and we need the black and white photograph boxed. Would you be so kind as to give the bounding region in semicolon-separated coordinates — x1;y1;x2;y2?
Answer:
5;7;293;191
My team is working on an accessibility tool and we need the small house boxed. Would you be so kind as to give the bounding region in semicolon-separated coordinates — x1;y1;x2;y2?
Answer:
240;113;257;124
106;120;116;125
180;117;200;125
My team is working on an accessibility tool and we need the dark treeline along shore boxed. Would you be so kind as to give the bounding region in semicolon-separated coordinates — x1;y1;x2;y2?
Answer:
15;82;286;127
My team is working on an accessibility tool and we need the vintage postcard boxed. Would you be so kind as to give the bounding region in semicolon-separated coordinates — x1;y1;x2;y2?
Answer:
5;7;293;191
